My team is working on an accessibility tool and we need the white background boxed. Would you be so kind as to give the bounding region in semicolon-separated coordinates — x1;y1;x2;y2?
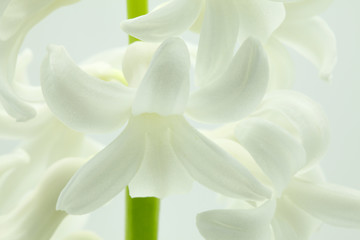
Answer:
6;0;360;239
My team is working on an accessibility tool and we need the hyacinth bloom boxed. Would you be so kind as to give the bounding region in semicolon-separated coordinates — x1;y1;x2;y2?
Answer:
39;37;275;214
0;50;101;214
196;91;360;240
0;158;85;240
0;0;80;121
120;0;336;89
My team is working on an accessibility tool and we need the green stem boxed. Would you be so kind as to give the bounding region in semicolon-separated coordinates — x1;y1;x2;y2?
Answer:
125;1;160;240
125;187;160;240
126;0;148;43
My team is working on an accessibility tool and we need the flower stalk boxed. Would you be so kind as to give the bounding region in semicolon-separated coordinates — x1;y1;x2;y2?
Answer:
125;1;160;240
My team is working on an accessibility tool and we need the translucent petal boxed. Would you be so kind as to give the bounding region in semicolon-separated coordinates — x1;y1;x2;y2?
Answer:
274;17;336;80
122;41;160;88
235;0;285;42
188;38;269;123
0;106;52;139
0;157;84;240
57;119;145;215
286;179;360;228
284;0;333;20
0;0;80;121
41;45;135;133
265;38;294;90
271;197;322;240
129;114;193;198
195;0;239;86
235;118;306;194
257;90;329;168
61;232;102;240
120;0;202;42
0;149;29;175
197;200;275;240
132;38;190;116
170;117;271;201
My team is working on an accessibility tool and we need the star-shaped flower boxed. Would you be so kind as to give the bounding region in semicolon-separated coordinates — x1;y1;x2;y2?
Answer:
41;37;272;214
197;90;360;240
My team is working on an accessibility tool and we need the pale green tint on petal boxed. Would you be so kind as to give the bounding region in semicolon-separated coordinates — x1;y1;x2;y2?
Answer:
196;200;275;240
0;106;52;139
129;114;193;198
286;179;360;228
0;119;96;214
284;0;333;20
132;38;190;116
215;139;272;189
120;0;202;42
13;49;43;102
122;41;160;88
196;0;239;86
0;158;85;240
61;232;102;240
235;0;285;42
265;38;294;90
0;149;29;175
235;118;306;195
271;197;321;240
0;0;79;121
274;17;336;81
41;45;135;133
57;119;145;215
189;38;269;123
257;90;329;168
171;117;271;201
0;0;11;16
50;215;89;240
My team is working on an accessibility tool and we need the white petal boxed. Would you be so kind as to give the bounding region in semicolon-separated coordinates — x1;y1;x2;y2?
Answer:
0;0;80;121
189;38;269;123
197;200;275;240
0;149;29;175
0;106;52;139
129;114;193;198
234;118;306;194
274;17;336;80
57;119;145;215
81;47;126;68
265;38;294;90
257;90;329;168
286;179;360;228
41;45;135;133
271;197;322;240
0;120;90;214
195;0;240;86
235;0;285;42
284;0;333;20
50;215;88;240
122;41;160;88
0;157;84;240
0;0;11;16
120;0;202;42
132;38;190;116
61;232;102;240
170;117;271;201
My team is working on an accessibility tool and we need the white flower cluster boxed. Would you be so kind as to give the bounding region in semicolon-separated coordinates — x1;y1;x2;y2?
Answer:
0;0;359;240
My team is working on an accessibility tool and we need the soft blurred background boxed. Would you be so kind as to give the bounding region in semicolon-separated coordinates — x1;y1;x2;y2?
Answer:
3;0;359;239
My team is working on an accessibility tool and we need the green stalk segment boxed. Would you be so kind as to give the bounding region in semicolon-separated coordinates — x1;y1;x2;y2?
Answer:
125;2;160;240
125;188;160;240
126;0;148;43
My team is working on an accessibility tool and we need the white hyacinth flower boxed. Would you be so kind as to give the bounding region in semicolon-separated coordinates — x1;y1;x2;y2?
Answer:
0;0;81;121
0;50;101;214
197;90;360;240
120;0;336;89
41;37;272;214
0;158;86;240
